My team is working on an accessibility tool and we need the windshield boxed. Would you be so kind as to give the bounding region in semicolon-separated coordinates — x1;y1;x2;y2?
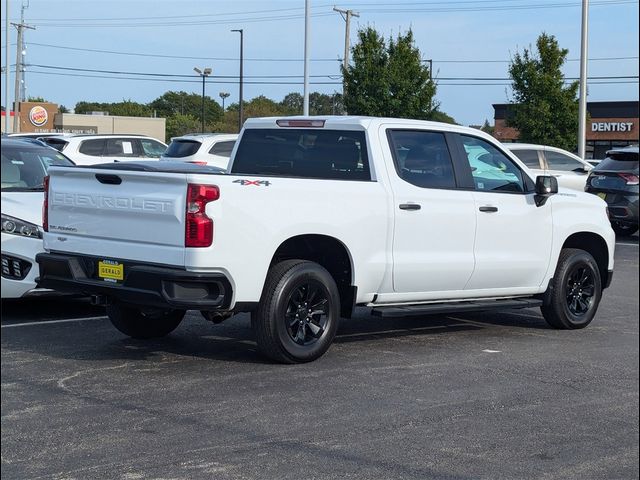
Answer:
1;144;74;191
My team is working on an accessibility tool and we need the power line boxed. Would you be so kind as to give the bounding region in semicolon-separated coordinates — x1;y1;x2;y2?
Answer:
22;42;640;65
26;42;341;62
25;63;639;82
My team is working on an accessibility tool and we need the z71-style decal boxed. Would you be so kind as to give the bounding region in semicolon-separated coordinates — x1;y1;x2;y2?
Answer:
233;179;271;186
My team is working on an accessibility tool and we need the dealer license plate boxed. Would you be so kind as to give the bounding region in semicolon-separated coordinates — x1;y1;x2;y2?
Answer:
98;260;124;282
597;192;607;200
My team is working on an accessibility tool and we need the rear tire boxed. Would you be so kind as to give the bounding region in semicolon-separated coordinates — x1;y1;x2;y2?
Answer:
541;248;602;329
107;304;185;339
252;260;340;364
611;222;638;237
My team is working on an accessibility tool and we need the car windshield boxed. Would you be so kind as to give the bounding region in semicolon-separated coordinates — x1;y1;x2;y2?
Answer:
1;144;74;191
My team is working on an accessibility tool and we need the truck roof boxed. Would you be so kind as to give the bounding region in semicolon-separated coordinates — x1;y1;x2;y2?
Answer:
243;115;495;141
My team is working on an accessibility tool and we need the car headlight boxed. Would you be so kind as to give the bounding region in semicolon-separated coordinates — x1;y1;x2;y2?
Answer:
1;214;43;239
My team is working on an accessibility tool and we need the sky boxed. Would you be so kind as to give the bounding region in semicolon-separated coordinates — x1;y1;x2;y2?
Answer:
1;0;638;126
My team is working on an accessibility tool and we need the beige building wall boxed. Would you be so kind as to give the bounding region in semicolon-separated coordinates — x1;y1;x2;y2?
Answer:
54;114;166;142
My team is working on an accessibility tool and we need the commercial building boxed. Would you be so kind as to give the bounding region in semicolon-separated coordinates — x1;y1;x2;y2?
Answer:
493;100;639;159
1;102;166;142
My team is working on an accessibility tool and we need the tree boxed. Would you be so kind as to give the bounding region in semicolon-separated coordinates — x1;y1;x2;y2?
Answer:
429;110;458;125
342;27;437;119
149;91;223;126
280;93;303;115
74;99;152;117
165;113;201;139
507;33;579;151
479;119;494;134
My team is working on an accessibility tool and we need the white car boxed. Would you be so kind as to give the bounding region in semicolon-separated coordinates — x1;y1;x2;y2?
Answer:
160;133;238;168
1;138;74;299
505;143;593;191
40;134;167;166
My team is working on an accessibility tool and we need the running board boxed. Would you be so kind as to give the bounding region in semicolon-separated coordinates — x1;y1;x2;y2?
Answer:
371;298;543;318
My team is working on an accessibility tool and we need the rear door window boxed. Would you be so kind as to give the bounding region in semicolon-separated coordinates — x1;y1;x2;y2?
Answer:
208;140;236;158
511;149;542;168
164;140;202;158
232;129;371;181
105;139;137;157
78;139;106;156
544;151;586;172
387;130;456;189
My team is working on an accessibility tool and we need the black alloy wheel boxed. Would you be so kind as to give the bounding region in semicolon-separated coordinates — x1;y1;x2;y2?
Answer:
285;281;330;346
565;264;596;316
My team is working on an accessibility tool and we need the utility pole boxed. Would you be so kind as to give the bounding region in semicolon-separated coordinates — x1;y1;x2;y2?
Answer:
231;29;243;131
4;0;10;133
333;6;359;71
578;0;589;159
11;7;34;133
303;0;310;115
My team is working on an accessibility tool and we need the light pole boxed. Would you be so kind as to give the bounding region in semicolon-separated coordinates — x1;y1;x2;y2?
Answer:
194;67;211;133
219;91;230;111
231;29;243;131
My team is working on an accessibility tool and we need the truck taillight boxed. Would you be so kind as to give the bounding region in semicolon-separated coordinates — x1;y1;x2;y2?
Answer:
619;173;639;185
185;184;219;247
43;175;49;232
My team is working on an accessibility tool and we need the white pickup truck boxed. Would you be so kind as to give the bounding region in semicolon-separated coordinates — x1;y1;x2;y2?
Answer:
37;116;615;363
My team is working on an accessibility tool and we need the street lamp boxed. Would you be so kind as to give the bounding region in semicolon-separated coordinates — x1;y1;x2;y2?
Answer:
231;29;243;132
194;66;212;133
219;91;230;111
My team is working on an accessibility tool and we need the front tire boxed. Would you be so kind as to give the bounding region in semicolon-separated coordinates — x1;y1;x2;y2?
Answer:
252;260;340;364
107;304;185;339
541;248;602;329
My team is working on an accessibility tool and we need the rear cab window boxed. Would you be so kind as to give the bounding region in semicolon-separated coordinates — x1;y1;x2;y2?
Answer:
164;140;202;158
231;129;371;181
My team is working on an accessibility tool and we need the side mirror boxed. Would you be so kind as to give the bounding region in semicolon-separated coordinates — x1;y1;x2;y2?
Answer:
534;175;558;207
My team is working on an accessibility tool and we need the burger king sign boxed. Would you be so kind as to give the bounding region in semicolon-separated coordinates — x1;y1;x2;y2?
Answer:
29;105;48;127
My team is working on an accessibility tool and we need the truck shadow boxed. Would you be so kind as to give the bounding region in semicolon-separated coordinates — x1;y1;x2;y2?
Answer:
2;306;551;365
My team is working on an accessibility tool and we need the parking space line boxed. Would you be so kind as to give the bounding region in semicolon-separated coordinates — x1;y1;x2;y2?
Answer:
1;316;108;329
616;242;638;247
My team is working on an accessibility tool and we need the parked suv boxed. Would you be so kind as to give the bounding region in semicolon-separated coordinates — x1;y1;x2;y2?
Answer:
40;134;167;165
585;146;639;236
160;133;238;168
506;143;592;191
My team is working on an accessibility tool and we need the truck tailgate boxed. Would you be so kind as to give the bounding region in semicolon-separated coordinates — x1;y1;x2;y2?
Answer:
46;166;188;266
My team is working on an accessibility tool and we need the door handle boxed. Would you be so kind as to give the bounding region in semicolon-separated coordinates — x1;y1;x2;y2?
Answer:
479;206;498;213
399;203;421;211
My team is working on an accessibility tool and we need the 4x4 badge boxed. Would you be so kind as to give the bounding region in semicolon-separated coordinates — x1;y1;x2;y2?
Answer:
233;179;271;186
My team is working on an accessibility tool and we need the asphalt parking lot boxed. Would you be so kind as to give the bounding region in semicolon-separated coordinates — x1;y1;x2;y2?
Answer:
2;236;638;480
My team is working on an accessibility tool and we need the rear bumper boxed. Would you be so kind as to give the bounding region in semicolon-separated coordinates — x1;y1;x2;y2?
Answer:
36;252;233;310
